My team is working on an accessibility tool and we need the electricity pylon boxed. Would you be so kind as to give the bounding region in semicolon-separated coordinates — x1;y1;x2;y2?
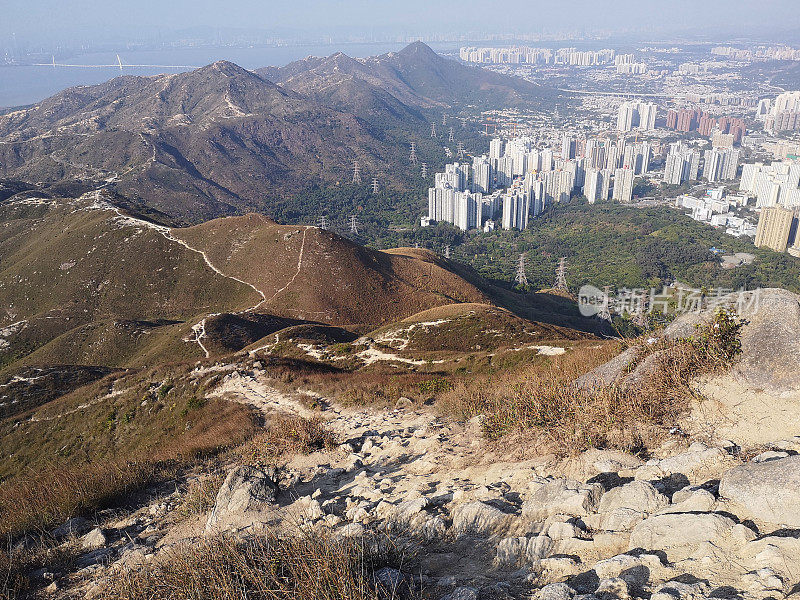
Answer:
349;215;359;235
515;253;528;287
352;160;361;184
554;257;568;292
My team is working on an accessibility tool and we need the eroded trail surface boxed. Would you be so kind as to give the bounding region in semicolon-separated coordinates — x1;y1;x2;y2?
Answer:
66;361;800;600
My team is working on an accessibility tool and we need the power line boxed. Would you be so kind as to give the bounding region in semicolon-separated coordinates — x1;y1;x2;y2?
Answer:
554;257;569;292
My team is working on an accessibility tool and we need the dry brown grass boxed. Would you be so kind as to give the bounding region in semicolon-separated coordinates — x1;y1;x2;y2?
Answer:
102;531;412;600
439;310;744;455
238;413;338;465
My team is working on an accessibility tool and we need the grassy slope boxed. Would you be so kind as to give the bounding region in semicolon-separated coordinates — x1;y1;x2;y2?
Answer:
173;216;492;328
0;199;260;372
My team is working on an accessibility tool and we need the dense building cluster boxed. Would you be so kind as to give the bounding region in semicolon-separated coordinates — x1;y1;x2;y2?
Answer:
712;45;800;61
665;108;746;141
741;161;800;207
424;135;652;232
759;91;800;133
459;45;615;66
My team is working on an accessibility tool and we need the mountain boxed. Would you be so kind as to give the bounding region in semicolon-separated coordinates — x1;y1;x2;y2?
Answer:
0;61;410;222
258;41;556;113
0;43;556;222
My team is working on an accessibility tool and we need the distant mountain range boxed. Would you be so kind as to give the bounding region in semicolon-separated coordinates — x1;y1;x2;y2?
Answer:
0;43;556;222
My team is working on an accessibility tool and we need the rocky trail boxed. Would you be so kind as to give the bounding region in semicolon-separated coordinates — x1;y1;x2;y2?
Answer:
23;288;800;600
38;353;800;600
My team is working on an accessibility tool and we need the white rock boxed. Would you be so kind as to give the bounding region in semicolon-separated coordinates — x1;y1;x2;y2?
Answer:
522;479;603;521
452;501;514;537
80;528;108;550
628;513;736;561
205;466;278;533
752;450;789;463
719;455;800;527
598;481;669;515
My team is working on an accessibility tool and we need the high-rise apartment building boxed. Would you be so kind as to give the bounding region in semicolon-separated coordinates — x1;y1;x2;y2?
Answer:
702;148;740;182
755;205;796;252
664;144;700;185
584;168;612;204
612;168;635;203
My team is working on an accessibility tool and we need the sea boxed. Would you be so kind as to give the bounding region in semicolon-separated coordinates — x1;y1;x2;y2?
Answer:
0;42;462;109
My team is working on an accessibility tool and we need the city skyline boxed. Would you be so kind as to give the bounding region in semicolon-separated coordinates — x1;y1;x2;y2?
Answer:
2;0;800;49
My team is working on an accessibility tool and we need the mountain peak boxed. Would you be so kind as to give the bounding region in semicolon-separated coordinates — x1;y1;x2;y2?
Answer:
397;41;439;59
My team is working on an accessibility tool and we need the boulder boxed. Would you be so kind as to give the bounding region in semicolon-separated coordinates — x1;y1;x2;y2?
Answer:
628;513;736;561
52;516;92;539
719;455;800;527
205;465;278;533
440;587;479;600
598;481;669;515
665;288;800;394
496;535;553;566
452;501;514;537
522;479;603;521
575;347;640;390
536;583;575;600
80;527;108;550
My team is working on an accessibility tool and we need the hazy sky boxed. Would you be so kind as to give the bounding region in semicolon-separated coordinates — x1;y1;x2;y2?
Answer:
2;0;799;44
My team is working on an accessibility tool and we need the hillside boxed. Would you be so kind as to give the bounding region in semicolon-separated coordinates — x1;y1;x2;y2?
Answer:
0;61;413;221
0;43;556;223
0;193;599;381
258;41;557;113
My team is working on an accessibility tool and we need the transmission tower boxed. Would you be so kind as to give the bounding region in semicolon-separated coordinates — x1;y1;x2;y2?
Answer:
554;257;569;292
597;285;613;322
442;114;447;126
444;147;453;158
448;127;455;142
349;215;359;235
431;122;437;138
457;141;465;158
317;215;328;230
632;290;650;329
421;162;428;178
515;253;529;287
409;141;418;165
371;177;380;194
352;160;361;184
444;244;451;259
